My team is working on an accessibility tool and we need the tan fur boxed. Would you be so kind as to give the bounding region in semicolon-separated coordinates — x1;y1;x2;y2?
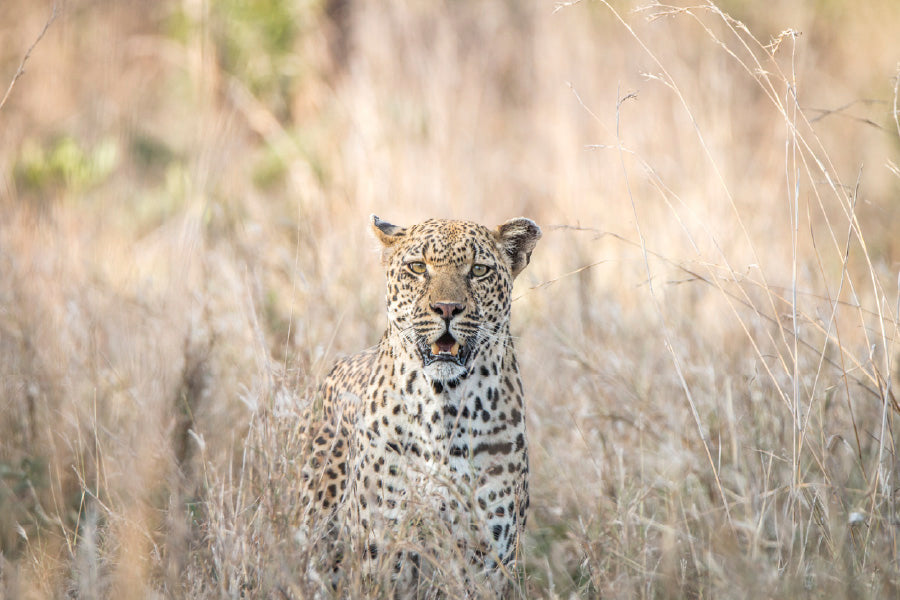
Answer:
303;216;541;592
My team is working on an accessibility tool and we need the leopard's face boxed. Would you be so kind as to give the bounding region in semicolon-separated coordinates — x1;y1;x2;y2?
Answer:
371;216;540;382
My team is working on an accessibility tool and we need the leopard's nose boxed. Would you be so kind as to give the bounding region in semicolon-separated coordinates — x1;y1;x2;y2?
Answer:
431;302;465;320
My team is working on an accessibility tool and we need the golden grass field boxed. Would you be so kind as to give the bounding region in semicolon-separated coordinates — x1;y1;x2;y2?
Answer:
1;0;900;597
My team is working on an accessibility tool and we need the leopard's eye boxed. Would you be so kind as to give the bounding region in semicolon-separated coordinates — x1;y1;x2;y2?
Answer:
407;261;427;275
471;264;490;278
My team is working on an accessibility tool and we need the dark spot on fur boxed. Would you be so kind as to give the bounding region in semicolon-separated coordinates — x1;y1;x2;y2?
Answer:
449;445;467;457
473;441;512;456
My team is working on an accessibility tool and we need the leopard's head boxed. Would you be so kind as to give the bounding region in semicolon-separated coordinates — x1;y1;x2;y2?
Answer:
371;216;541;382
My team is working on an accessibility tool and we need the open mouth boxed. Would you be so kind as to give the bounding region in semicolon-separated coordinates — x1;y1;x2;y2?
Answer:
418;331;471;367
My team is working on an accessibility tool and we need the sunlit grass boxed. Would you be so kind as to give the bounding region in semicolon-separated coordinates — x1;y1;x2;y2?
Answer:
1;0;899;597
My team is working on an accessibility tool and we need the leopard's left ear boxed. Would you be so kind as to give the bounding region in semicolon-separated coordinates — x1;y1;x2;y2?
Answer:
494;217;541;278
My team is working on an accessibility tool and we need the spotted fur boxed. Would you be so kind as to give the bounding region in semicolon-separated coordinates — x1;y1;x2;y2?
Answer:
306;215;540;592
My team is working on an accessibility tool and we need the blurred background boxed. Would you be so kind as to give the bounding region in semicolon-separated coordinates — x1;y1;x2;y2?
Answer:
1;0;899;597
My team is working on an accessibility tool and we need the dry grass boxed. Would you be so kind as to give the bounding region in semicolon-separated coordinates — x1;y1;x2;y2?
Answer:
1;0;899;597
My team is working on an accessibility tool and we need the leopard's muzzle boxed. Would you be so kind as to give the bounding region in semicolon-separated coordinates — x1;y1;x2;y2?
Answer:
417;331;472;367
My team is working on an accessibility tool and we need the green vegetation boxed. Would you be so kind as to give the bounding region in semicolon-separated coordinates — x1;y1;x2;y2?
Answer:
14;136;118;195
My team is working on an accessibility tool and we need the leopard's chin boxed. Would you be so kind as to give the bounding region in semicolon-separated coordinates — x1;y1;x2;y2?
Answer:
424;361;468;383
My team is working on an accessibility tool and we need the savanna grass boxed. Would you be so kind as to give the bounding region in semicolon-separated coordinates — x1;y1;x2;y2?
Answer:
1;0;899;598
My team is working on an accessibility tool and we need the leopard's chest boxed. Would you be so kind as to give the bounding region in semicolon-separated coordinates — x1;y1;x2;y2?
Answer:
353;363;527;561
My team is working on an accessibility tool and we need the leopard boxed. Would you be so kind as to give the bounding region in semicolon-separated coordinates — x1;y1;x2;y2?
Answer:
301;215;541;595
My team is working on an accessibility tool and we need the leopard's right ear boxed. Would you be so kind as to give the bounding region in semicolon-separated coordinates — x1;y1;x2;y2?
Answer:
371;215;406;264
370;215;406;246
